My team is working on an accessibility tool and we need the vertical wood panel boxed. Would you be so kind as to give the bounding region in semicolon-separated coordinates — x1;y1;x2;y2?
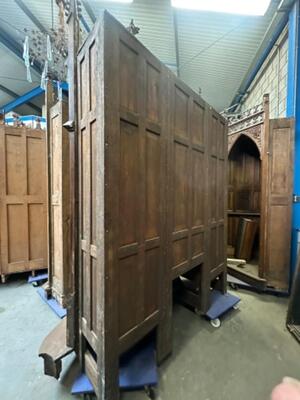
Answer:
264;119;294;289
76;13;228;399
0;126;47;277
48;101;72;306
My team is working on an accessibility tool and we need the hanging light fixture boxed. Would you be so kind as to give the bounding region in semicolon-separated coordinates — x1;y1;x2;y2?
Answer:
22;0;72;85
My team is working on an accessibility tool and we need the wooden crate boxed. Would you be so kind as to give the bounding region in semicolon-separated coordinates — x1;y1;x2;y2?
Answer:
47;100;72;306
0;124;48;282
75;12;227;398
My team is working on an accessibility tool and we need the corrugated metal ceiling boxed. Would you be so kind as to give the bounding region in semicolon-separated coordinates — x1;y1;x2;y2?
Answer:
0;0;281;113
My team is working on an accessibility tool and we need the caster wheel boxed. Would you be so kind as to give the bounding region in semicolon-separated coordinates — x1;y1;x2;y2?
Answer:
144;385;156;399
194;308;202;316
210;318;221;328
233;304;240;310
83;394;95;400
229;283;237;290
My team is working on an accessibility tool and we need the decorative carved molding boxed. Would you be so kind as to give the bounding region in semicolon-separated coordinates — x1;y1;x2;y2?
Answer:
227;102;264;157
227;103;264;126
228;124;263;156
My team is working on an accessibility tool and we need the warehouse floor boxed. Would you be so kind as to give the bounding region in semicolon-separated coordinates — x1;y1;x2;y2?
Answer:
0;277;299;400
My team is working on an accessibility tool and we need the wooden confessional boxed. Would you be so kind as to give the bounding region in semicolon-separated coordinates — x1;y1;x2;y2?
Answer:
227;95;294;291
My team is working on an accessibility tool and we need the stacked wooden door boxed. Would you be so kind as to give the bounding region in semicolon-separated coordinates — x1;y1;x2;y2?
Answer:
0;124;48;282
47;100;72;306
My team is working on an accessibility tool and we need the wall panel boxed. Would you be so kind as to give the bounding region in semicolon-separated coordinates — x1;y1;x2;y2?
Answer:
0;125;47;280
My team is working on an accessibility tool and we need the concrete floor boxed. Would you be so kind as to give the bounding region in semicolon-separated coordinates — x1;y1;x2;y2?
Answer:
0;276;299;400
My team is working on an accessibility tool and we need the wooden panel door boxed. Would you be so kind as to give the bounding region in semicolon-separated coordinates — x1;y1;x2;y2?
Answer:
0;125;48;278
168;79;207;280
262;118;294;290
48;101;71;306
207;110;227;278
77;15;169;398
201;108;227;311
105;19;168;356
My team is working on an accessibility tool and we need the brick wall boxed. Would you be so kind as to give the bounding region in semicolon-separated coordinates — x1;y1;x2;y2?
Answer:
240;26;288;118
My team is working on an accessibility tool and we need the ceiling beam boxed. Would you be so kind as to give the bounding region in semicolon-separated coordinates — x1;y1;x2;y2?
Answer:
82;0;96;24
173;10;181;78
79;15;91;32
0;86;44;114
0;26;41;74
14;0;48;34
0;83;42;114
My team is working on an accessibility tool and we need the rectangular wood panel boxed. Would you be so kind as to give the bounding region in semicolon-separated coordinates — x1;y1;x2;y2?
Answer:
75;12;227;399
0;125;47;278
48;101;72;306
263;119;294;289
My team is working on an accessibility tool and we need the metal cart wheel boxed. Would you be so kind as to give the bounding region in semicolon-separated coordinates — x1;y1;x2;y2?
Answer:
144;385;156;399
83;394;95;400
229;282;238;290
210;318;221;328
194;308;202;316
233;304;240;310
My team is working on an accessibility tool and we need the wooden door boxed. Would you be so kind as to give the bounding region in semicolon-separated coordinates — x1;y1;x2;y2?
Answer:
49;101;71;305
167;79;207;281
0;125;48;277
77;16;169;398
204;109;227;304
261;118;294;290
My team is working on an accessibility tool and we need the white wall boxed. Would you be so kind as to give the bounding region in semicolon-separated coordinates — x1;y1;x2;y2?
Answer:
240;26;288;119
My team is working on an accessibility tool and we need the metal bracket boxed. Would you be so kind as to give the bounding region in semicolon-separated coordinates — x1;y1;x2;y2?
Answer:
63;120;75;132
293;195;300;203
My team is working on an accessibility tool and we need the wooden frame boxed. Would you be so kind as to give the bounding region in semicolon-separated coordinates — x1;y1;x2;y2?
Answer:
39;11;228;399
76;12;228;398
227;95;294;290
0;124;48;282
46;100;72;306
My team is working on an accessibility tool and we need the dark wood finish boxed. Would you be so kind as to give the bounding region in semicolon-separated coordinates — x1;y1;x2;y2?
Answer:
262;118;294;289
47;100;72;306
75;11;227;399
203;107;228;308
77;14;169;399
228;133;261;247
0;125;48;279
235;218;258;261
227;95;294;290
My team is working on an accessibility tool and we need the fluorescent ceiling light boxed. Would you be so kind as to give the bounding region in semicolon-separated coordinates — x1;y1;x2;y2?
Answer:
106;0;133;2
171;0;271;16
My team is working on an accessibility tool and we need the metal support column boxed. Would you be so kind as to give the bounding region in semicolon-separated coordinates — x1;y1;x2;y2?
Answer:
287;0;300;283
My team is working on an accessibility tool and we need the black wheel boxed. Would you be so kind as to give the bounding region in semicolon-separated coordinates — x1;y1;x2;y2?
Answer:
229;282;238;290
83;393;95;400
144;385;156;399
